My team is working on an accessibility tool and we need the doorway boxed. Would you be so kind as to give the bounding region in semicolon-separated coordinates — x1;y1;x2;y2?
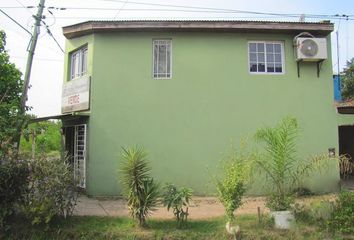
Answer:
338;125;354;178
63;124;87;188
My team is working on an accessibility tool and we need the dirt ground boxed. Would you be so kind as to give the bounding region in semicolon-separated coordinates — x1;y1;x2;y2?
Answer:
74;194;336;219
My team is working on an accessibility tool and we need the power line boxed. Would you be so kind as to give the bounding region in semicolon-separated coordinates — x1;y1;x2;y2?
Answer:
41;20;64;53
0;6;35;9
114;0;129;19
0;8;32;35
98;0;354;18
14;0;34;15
2;3;354;20
41;5;354;20
11;55;63;62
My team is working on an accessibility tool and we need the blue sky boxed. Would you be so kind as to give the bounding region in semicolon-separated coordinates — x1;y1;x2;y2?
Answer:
1;0;353;117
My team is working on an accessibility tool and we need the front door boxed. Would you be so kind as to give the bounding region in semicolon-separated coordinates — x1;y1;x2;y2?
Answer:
74;124;86;188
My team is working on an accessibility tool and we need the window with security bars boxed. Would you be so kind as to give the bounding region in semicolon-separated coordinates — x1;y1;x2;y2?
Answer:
70;46;88;80
248;42;284;74
153;40;172;78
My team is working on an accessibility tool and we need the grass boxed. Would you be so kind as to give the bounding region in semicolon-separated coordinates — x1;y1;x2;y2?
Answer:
2;214;349;240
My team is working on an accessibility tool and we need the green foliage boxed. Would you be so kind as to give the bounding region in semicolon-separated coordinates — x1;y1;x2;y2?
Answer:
162;183;193;227
292;200;333;227
341;58;354;100
327;191;354;234
120;146;159;227
255;117;348;212
0;158;29;229
20;120;61;157
22;157;77;226
3;215;339;240
215;144;255;222
0;30;25;157
255;117;299;211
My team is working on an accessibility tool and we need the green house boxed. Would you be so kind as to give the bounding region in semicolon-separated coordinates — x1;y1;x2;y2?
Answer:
57;20;353;197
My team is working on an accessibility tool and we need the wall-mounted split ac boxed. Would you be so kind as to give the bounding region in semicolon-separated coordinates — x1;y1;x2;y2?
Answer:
295;37;327;61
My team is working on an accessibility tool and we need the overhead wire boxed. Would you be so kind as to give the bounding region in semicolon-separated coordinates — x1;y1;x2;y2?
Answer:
41;20;64;53
2;3;354;20
114;0;129;19
14;0;33;15
0;8;32;35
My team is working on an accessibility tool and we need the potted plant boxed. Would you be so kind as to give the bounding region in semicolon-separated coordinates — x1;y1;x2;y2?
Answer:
254;117;299;229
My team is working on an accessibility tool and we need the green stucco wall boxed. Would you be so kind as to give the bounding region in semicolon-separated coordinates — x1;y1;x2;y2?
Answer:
64;31;353;196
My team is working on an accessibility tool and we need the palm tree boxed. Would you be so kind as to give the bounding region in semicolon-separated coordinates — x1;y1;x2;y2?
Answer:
255;117;299;210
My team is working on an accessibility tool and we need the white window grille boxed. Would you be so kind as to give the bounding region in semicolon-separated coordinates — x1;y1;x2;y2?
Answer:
153;39;172;79
248;41;284;74
74;124;86;188
70;46;88;80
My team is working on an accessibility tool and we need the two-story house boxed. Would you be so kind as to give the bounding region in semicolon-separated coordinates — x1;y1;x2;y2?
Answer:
56;20;352;196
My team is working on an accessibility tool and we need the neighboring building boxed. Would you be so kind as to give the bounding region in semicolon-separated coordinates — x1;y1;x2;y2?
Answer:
55;20;353;196
333;75;342;102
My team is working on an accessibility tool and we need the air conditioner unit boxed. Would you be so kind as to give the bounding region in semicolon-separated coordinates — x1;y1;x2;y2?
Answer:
295;37;327;61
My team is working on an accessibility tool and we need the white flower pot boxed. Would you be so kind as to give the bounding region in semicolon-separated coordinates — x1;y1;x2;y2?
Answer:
271;210;295;229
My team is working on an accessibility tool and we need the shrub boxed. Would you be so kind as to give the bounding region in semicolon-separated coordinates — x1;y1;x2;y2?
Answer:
162;183;192;227
215;144;255;223
327;191;354;234
292;200;333;225
120;146;159;227
255;117;338;211
22;157;77;226
0;158;28;229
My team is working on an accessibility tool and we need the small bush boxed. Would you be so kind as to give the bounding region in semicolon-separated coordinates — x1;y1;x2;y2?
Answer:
215;144;255;223
293;200;333;225
0;158;29;229
120;146;159;227
162;183;192;227
22;157;77;226
327;191;354;234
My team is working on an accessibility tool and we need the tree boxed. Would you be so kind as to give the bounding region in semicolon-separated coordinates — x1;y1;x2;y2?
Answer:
20;120;62;158
0;30;24;158
341;58;354;100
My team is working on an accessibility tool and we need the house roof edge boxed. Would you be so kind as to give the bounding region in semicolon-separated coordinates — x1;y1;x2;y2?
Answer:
62;20;334;39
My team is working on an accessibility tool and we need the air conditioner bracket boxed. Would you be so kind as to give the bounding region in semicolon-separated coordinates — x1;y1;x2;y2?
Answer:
296;59;325;78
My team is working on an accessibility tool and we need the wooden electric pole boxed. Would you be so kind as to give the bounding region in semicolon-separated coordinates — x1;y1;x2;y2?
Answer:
15;0;46;150
21;0;46;112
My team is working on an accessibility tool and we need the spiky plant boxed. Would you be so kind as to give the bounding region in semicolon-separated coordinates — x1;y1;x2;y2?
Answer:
120;146;159;227
255;117;299;211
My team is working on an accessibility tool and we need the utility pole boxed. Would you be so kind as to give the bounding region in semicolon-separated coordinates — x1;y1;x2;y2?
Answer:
14;0;45;150
21;0;46;112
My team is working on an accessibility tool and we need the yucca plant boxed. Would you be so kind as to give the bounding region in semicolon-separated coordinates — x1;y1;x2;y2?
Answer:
120;146;159;227
255;117;299;211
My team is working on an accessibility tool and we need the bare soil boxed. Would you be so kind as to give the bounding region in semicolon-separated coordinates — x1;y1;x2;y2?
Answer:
74;194;336;219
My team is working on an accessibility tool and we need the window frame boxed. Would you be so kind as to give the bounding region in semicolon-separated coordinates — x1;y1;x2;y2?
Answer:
152;39;172;79
247;41;285;75
70;45;88;81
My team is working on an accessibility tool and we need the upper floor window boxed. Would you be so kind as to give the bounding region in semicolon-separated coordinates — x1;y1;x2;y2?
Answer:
153;39;172;79
70;46;88;80
248;41;284;74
